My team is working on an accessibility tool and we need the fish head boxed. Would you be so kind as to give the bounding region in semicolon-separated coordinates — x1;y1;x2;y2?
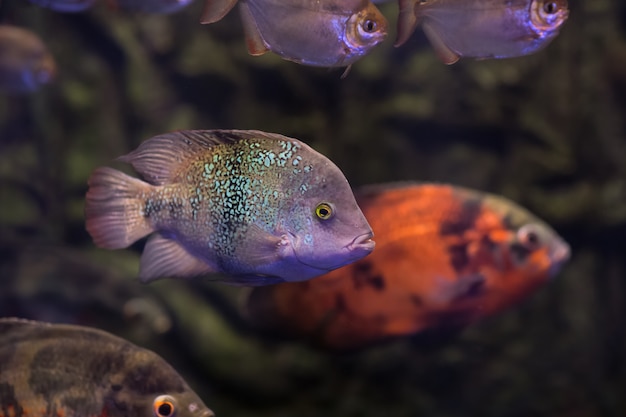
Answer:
145;393;215;417
105;350;214;417
456;192;570;315
283;165;375;278
509;222;571;278
530;0;569;33
117;392;214;417
21;50;56;92
342;1;388;62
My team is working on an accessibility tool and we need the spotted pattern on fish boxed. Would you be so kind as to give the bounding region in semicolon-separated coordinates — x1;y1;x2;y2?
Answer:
0;384;24;417
350;262;385;291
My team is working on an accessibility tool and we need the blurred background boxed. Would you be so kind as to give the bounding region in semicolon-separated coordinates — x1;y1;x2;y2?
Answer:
1;0;625;415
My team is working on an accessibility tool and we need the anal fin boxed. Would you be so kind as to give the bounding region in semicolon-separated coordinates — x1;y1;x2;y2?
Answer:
422;21;460;64
238;2;269;56
394;0;420;47
139;234;216;283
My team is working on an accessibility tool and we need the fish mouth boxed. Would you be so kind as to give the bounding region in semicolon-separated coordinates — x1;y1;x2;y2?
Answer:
548;239;571;277
347;232;375;254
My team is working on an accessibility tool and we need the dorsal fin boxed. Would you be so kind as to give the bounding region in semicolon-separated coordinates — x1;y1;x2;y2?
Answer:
200;0;239;24
238;2;269;56
117;130;276;185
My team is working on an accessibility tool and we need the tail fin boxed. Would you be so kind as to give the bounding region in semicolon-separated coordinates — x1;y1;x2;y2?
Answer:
85;167;154;249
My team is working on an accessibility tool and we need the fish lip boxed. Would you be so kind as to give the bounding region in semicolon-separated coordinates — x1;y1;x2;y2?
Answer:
290;231;375;273
346;231;375;253
548;240;571;277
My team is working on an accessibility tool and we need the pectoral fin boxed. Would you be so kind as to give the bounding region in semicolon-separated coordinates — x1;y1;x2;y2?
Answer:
200;0;239;24
430;273;486;305
237;224;290;266
139;234;216;282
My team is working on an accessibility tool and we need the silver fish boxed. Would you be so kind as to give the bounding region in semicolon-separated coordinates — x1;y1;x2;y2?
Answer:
0;26;56;94
395;0;569;64
27;0;96;12
85;130;375;285
200;0;388;68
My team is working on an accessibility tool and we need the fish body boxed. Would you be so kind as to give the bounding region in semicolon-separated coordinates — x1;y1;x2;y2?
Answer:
201;0;387;68
27;0;96;12
0;318;214;417
395;0;569;64
85;130;374;285
0;26;56;94
246;183;571;349
106;0;195;14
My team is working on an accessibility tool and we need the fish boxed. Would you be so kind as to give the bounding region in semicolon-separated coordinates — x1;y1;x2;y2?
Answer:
0;26;56;94
245;182;571;350
0;318;215;417
394;0;569;64
105;0;195;14
27;0;96;12
200;0;388;69
85;130;375;286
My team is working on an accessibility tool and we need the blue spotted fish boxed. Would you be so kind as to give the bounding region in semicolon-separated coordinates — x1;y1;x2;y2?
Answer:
85;130;375;285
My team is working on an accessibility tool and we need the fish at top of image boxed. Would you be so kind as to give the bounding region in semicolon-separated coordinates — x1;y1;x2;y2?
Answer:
0;25;56;94
85;130;375;286
245;182;571;350
104;0;195;14
394;0;569;64
26;0;97;12
200;0;388;70
0;318;215;417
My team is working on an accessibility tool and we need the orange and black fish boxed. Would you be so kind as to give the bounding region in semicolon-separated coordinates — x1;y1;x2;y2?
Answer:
246;182;571;350
0;318;215;417
0;26;56;94
394;0;569;64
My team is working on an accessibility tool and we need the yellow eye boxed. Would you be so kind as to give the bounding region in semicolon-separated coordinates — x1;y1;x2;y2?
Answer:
153;396;176;417
315;203;333;220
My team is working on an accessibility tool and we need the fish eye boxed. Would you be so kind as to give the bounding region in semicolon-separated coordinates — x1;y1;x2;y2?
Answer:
543;1;558;14
153;396;176;417
517;224;542;251
362;19;377;33
315;203;333;220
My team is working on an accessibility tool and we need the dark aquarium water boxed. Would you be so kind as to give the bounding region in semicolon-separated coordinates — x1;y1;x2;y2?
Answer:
1;0;626;416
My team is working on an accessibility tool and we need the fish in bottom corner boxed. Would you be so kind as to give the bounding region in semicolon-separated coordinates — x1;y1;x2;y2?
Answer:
244;182;571;350
0;318;215;417
85;129;375;286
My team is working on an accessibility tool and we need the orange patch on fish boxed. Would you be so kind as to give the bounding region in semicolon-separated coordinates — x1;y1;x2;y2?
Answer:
246;183;570;350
